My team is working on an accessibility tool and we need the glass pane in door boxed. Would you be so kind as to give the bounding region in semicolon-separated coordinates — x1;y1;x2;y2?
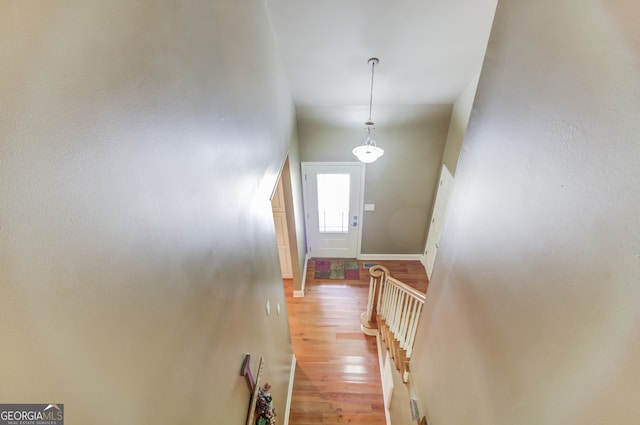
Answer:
317;173;350;233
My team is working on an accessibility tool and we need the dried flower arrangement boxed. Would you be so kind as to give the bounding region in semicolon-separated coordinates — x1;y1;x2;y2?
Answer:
255;383;276;425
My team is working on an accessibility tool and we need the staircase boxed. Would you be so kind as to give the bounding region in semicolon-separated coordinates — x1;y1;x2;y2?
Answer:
361;265;426;383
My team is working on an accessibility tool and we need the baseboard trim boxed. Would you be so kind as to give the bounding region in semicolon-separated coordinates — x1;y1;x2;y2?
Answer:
358;254;424;261
283;354;296;425
420;255;433;280
293;290;305;298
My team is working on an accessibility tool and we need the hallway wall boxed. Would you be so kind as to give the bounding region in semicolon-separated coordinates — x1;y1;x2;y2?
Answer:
0;1;298;423
411;1;640;424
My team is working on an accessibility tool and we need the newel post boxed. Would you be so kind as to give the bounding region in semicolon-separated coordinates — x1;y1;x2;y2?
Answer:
360;265;389;336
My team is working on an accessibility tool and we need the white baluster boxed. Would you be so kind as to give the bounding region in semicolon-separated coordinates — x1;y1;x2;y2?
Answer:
380;278;388;318
388;285;396;333
387;282;396;323
379;276;388;316
391;286;401;335
399;297;414;350
397;292;409;349
406;303;422;357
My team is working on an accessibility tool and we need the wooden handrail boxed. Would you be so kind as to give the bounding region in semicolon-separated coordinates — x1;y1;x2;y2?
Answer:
384;275;426;303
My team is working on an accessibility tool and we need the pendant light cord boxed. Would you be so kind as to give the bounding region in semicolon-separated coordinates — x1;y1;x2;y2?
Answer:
353;57;384;163
367;58;379;124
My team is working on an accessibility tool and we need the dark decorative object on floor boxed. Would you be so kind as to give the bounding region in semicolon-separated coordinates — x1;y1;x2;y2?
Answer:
255;383;276;425
314;259;360;280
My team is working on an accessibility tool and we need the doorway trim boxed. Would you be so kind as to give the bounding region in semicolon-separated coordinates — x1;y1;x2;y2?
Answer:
421;164;454;279
301;162;365;259
272;154;303;295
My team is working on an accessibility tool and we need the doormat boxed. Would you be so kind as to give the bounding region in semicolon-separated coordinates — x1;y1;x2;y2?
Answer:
314;259;360;280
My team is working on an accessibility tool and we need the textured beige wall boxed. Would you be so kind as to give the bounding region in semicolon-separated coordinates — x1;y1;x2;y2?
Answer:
0;1;298;424
411;1;640;424
441;71;481;177
297;105;451;255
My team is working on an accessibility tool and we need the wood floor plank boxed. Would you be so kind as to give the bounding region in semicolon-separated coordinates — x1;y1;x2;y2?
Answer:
285;259;428;425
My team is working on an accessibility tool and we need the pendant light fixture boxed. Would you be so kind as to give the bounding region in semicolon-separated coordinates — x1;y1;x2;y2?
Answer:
353;57;384;163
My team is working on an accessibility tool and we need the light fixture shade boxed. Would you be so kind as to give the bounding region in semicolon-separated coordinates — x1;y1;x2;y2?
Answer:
352;143;384;163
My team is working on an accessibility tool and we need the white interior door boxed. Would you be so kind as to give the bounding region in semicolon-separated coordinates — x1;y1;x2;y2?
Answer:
302;162;364;258
423;165;454;279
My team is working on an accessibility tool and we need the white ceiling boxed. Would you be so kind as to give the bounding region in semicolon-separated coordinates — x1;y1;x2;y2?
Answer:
265;0;498;126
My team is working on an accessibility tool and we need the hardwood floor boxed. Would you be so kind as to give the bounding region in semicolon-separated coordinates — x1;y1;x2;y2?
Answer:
284;259;429;425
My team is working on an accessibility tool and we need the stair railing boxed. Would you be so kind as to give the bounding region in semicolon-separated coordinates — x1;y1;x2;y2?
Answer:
360;265;426;383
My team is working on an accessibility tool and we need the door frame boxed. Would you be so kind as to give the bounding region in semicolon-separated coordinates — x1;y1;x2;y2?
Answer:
272;154;303;292
422;164;454;279
301;162;365;258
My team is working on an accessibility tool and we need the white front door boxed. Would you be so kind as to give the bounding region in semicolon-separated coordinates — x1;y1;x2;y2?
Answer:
302;162;365;258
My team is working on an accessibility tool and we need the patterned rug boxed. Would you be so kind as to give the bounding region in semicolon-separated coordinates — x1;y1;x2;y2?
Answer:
314;259;361;280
